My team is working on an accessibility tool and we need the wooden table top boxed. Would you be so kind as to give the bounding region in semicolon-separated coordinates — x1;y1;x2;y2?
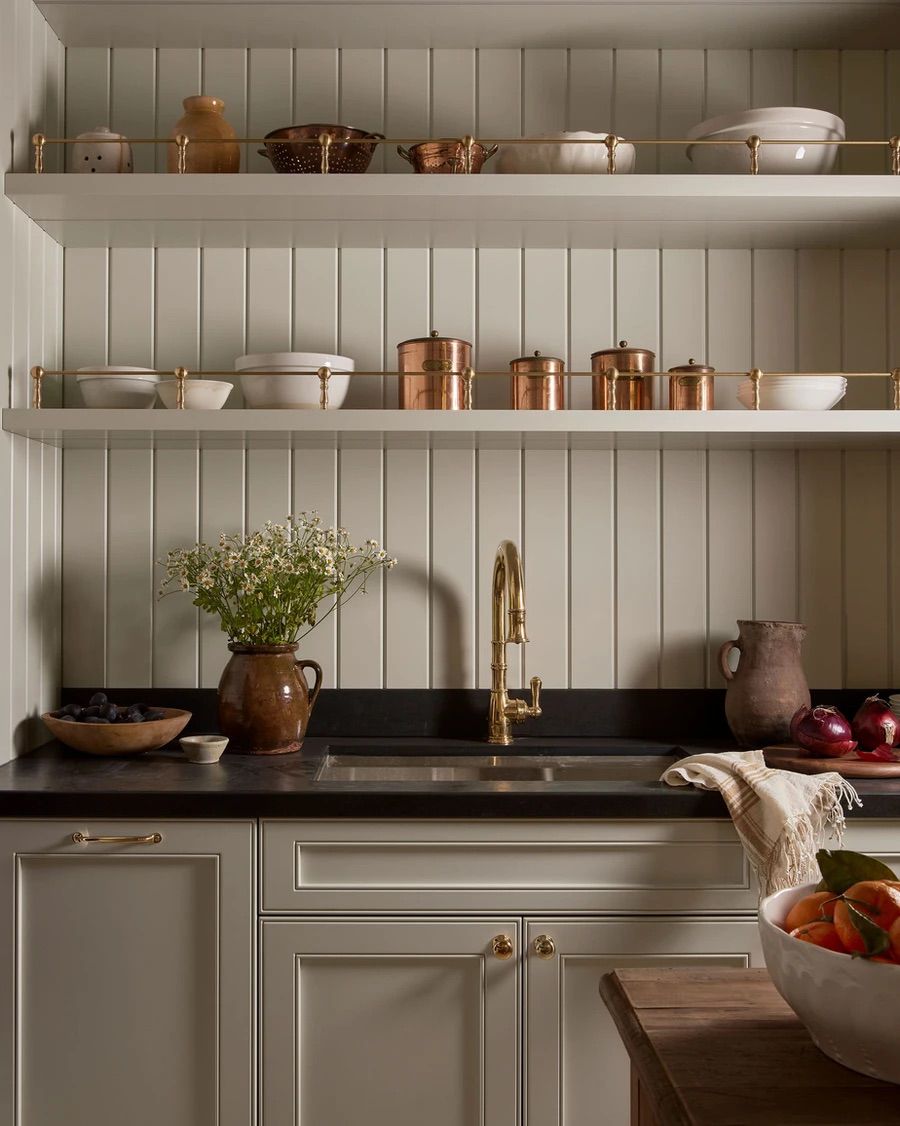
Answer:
600;968;900;1126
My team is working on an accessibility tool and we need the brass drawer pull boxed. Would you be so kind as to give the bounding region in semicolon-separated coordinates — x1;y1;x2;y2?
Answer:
72;832;163;845
533;934;556;960
491;934;514;960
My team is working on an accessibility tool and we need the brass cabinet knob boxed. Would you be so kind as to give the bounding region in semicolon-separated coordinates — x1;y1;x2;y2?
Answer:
532;934;556;960
491;934;514;960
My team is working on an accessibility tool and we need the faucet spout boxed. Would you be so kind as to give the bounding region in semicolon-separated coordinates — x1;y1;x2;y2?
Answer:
488;539;542;745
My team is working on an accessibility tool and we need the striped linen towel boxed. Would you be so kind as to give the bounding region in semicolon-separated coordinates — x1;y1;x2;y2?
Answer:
661;750;861;898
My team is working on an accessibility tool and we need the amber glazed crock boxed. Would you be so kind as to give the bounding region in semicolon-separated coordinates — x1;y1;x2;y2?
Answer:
218;643;322;755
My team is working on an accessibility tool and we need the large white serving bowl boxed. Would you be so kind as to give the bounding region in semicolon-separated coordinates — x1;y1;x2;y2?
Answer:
687;107;845;174
738;376;846;411
157;378;232;410
234;351;353;409
760;882;900;1083
496;132;635;175
76;365;160;408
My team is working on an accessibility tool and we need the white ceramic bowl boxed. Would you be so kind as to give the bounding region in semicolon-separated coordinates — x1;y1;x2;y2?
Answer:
76;366;160;409
497;132;635;175
760;882;900;1083
157;379;233;410
738;376;846;411
234;351;354;409
179;734;229;764
687;107;845;174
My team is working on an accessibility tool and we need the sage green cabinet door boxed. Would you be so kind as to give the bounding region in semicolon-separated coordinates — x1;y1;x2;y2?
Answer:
0;820;255;1126
262;917;520;1126
525;917;764;1126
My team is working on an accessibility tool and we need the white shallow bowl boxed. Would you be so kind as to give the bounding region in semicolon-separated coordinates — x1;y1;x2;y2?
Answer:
687;106;845;174
179;734;228;764
157;379;232;410
738;376;846;411
496;132;635;175
760;882;900;1083
234;351;353;409
76;366;160;409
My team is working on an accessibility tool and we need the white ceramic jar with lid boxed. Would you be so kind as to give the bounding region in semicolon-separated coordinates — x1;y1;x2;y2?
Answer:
72;126;134;173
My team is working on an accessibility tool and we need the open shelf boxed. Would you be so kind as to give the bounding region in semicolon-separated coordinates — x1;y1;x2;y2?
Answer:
5;408;900;450
35;0;900;50
6;174;900;249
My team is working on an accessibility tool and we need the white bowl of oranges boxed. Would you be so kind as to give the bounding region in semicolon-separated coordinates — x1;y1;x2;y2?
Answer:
759;849;900;1083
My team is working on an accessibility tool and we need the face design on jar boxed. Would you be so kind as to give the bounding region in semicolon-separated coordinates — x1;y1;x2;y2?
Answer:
72;129;134;173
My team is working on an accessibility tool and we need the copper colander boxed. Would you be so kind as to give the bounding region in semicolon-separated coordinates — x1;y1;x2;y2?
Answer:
260;124;384;173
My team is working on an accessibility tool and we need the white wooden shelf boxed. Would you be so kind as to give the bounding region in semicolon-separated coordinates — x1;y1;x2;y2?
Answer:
35;0;900;50
6;174;900;250
5;408;900;450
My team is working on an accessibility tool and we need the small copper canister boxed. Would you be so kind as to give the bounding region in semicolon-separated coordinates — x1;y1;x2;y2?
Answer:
509;350;565;410
397;330;472;410
668;358;715;410
591;341;656;410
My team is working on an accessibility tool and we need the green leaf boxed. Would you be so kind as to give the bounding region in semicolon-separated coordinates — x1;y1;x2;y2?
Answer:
843;902;891;958
815;849;898;894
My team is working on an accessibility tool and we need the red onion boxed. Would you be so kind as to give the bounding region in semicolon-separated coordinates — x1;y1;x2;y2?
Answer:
856;744;898;763
793;705;857;758
852;695;898;752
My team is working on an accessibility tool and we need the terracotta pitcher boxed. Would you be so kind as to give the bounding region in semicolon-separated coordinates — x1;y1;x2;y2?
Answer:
218;643;322;755
168;95;240;173
718;620;810;747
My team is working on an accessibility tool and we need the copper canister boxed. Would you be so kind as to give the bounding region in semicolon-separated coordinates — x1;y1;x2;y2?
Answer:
668;359;715;411
509;351;565;410
591;341;656;410
397;330;472;410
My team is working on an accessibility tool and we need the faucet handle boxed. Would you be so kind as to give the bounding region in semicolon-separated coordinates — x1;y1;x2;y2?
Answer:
528;676;542;717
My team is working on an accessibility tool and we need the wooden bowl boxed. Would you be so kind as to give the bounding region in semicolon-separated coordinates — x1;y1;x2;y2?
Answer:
42;708;192;756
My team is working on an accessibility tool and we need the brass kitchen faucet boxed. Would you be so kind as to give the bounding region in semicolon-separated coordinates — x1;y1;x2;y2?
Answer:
487;540;542;745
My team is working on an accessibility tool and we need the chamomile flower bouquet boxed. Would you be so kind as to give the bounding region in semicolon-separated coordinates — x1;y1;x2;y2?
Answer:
158;513;397;645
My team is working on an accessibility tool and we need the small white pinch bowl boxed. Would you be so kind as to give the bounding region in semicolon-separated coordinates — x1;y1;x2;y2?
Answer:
76;366;160;409
687;107;845;174
496;131;635;175
157;379;233;410
180;734;229;764
234;351;353;410
760;881;900;1083
738;376;846;411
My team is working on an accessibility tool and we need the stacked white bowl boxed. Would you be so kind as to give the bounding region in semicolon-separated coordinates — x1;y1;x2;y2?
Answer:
737;375;846;411
496;132;636;174
76;366;160;408
157;379;233;410
234;352;354;409
686;107;846;174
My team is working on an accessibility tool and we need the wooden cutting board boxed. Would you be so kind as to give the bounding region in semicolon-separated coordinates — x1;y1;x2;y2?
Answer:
764;744;900;778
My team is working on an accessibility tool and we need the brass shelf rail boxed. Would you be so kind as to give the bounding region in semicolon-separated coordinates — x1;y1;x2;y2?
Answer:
31;132;900;176
29;365;900;411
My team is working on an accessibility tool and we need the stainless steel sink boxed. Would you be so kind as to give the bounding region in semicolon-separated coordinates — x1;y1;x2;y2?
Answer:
315;753;677;784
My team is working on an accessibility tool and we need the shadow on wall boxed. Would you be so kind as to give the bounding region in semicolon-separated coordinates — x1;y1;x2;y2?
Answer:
388;560;471;687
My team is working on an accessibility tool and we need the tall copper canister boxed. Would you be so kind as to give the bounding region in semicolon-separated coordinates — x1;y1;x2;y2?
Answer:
591;341;656;410
397;330;472;410
510;350;565;410
668;358;715;410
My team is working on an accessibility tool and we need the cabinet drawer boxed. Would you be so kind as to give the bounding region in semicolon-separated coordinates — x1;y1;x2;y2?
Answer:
261;819;756;913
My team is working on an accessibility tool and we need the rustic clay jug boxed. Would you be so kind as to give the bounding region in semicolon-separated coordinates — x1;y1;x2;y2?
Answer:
168;95;240;173
218;643;322;755
719;620;810;747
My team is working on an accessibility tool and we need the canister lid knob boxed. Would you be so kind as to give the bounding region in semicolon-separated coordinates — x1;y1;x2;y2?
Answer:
619;339;627;347
431;329;439;337
534;350;541;356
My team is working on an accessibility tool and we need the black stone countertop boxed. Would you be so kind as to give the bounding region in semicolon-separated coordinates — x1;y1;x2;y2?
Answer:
1;736;899;819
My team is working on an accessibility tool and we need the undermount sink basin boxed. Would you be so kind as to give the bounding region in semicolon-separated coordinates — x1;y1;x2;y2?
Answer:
315;751;678;784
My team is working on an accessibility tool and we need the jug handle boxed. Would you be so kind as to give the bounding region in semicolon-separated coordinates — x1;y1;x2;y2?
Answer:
296;658;323;714
718;639;740;682
397;145;413;164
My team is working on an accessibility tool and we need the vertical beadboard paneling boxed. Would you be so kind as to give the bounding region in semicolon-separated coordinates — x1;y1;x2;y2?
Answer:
753;451;798;622
658;52;704;173
431;49;475;136
797;249;841;373
523;450;568;687
385;449;429;687
798;451;844;687
293;48;339;124
707;452;753;687
476;250;521;409
842;249;888;408
64;48;110;169
432;249;476;352
477;450;522;689
247;48;292;173
339;248;384;408
567;49;613;132
198;449;245;687
153;450;199;686
707;248;751;408
661;451;706;688
293;248;338;354
750;49;794;107
615;250;659;357
569;249;614;408
844;452;890;687
200;247;246;405
476;49;520;156
660;249;706;395
246;248;292;352
339;50;385;171
247;450;291;528
521;49;567;134
704;50;751;118
753;249;796;371
338;449;384;687
109;248;154;365
386;247;429;408
840;52;886;174
569;450;615;688
155;49;202;172
110;48;156;172
616;451;660;688
795;50;840;115
431;449;476;688
523;249;567;362
106;450;153;687
203;49;249;172
384;50;429;172
291;448;337;682
612;50;660;172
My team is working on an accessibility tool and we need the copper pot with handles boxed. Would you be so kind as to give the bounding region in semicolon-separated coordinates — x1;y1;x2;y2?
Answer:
509;351;565;410
591;341;656;410
397;330;473;410
397;139;498;174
